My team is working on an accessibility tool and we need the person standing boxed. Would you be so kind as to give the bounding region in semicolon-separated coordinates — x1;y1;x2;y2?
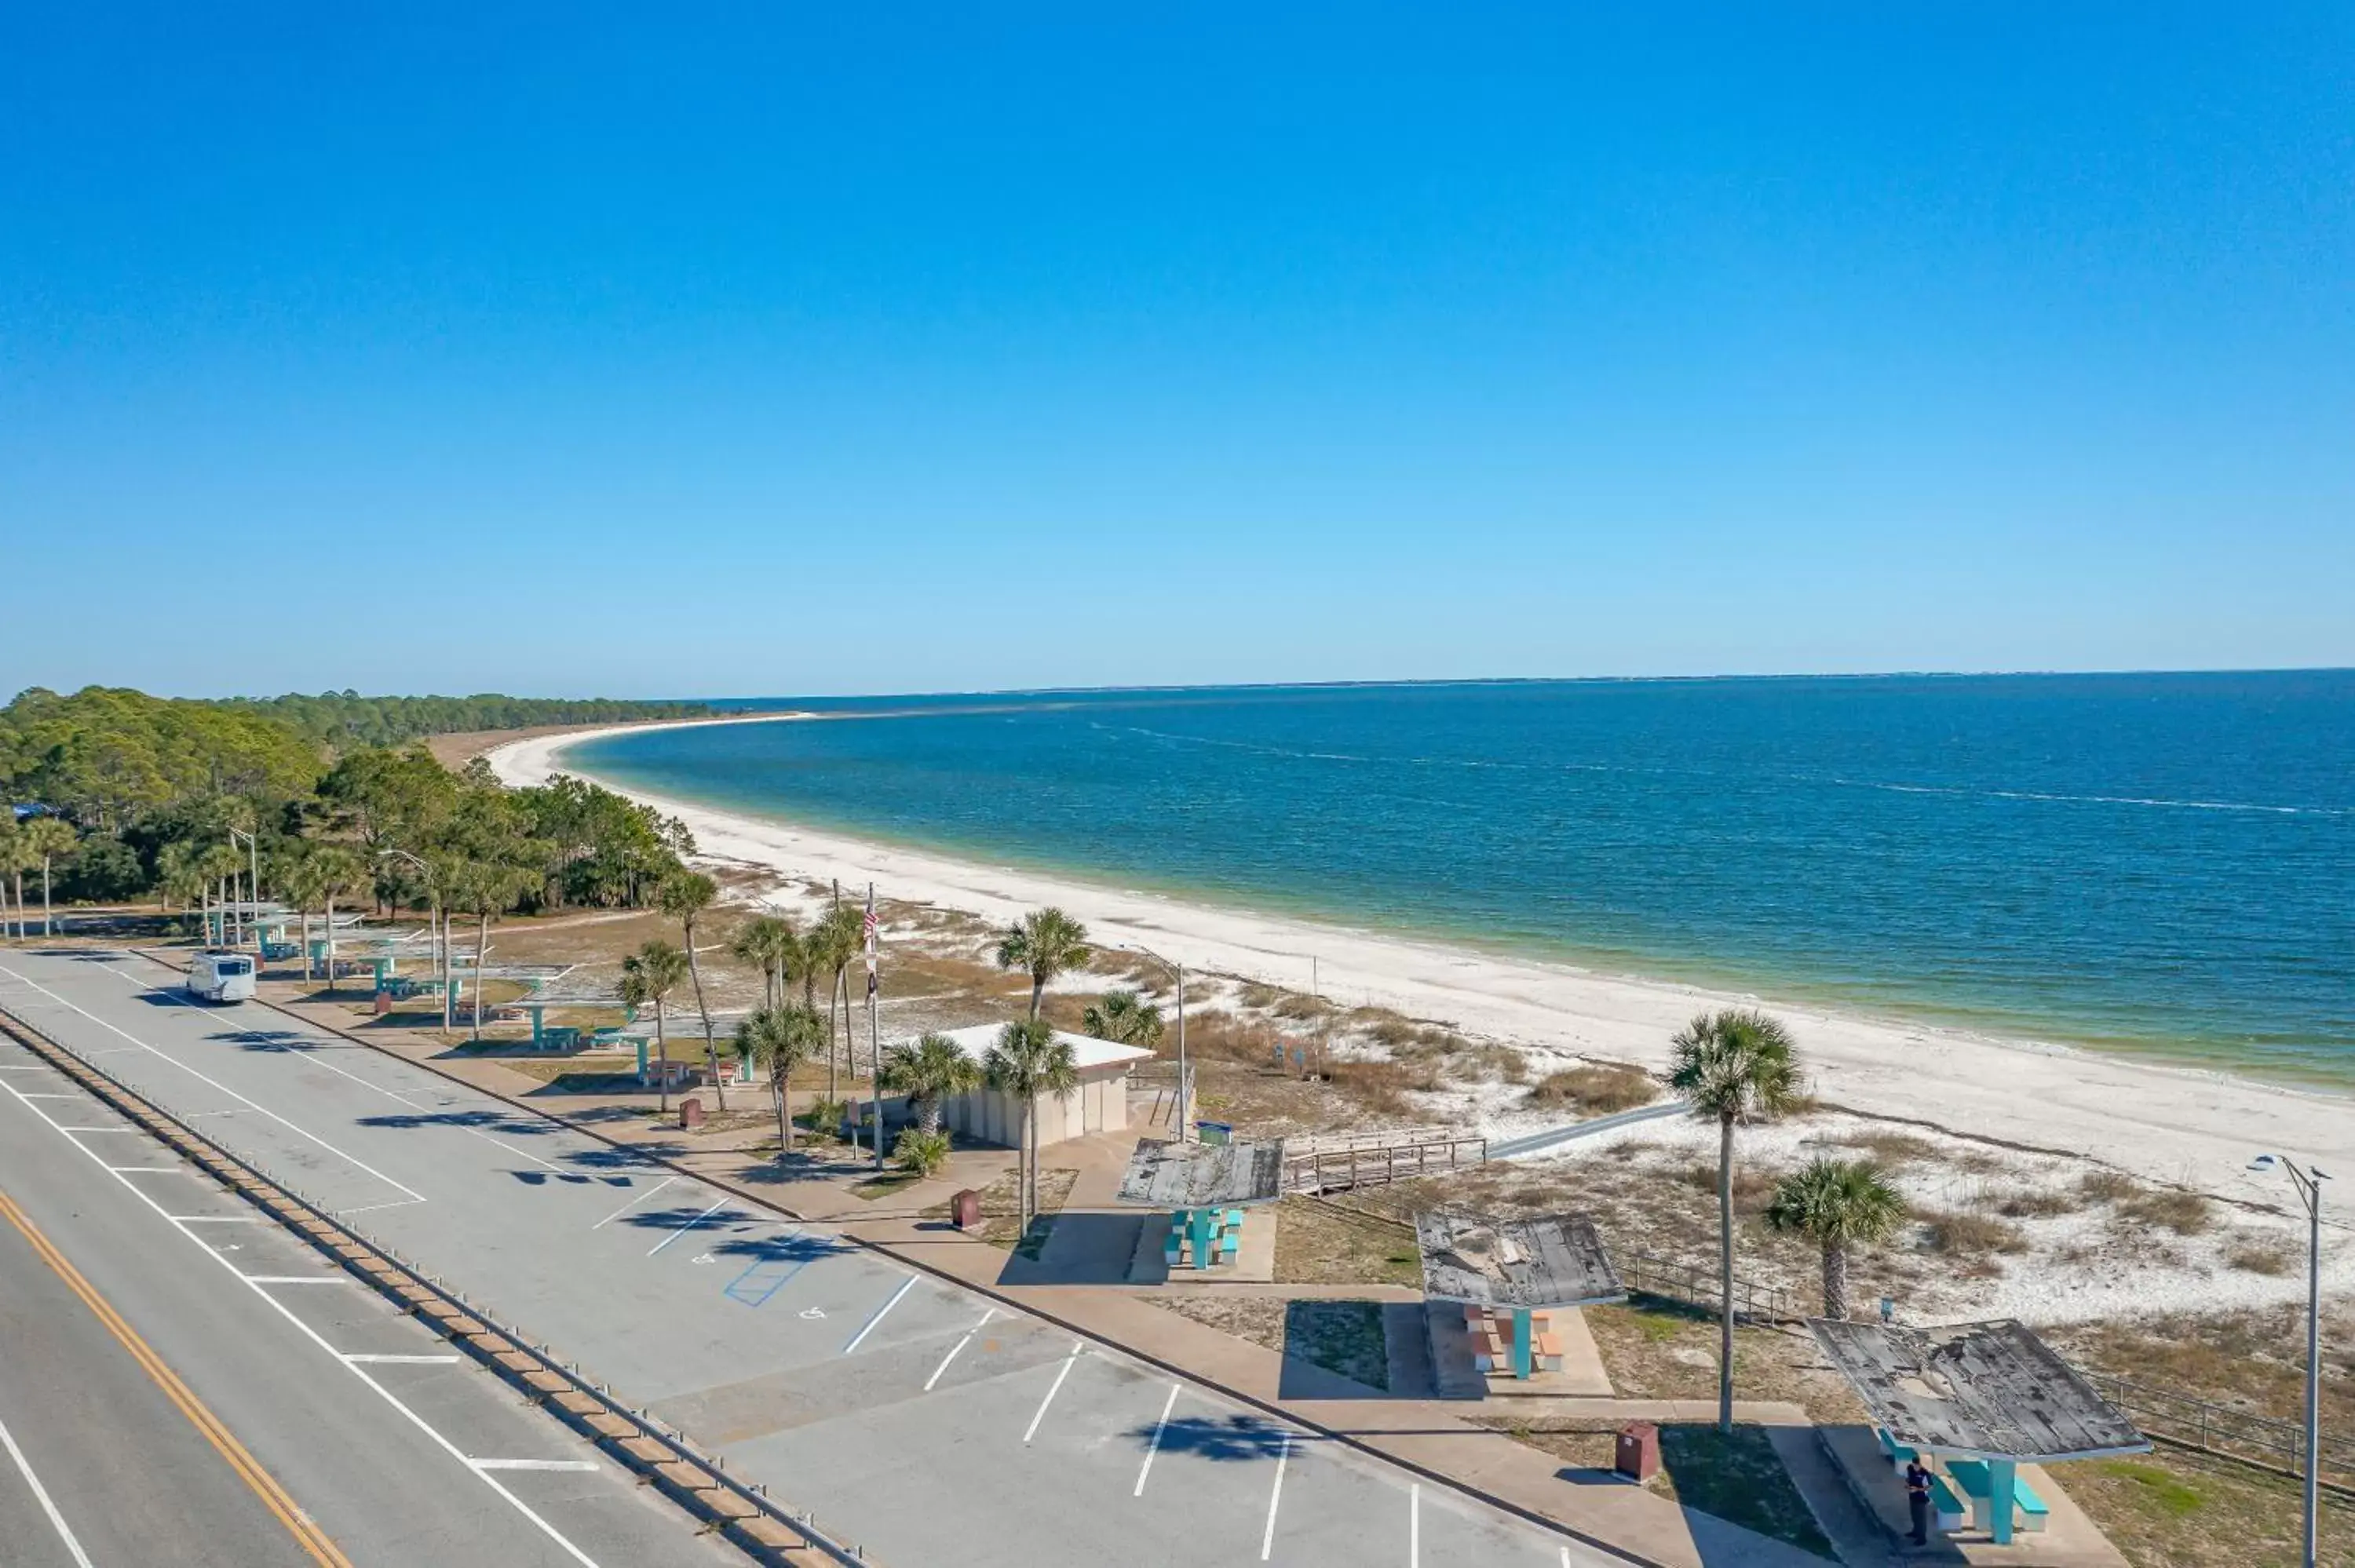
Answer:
1904;1457;1933;1546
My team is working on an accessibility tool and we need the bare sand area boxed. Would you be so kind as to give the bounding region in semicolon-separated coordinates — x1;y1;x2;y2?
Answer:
487;720;2353;1225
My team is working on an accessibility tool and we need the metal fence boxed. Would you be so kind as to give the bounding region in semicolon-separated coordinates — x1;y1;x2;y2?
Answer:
2082;1370;2354;1493
1618;1248;1799;1322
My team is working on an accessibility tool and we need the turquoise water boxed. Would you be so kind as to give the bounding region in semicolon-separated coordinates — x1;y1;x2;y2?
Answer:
568;673;2355;1086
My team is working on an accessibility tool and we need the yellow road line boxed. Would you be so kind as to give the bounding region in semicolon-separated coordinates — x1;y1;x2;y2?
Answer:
0;1185;355;1568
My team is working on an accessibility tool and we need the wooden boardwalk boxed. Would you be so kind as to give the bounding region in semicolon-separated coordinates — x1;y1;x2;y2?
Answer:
1281;1125;1488;1193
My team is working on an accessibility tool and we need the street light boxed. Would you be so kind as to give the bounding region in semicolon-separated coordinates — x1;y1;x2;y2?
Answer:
2251;1152;2330;1568
377;848;450;1032
227;827;259;950
1118;943;1189;1143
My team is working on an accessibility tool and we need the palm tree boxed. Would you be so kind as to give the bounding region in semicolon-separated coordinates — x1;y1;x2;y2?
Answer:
1766;1157;1905;1322
19;817;76;939
196;841;242;944
736;1004;825;1155
1668;1008;1805;1432
878;1031;983;1135
155;840;206;925
809;903;865;1103
659;872;725;1110
274;846;328;983
983;1017;1078;1236
729;913;801;1012
996;906;1090;1020
620;939;691;1115
309;845;368;990
0;819;29;941
1082;989;1163;1048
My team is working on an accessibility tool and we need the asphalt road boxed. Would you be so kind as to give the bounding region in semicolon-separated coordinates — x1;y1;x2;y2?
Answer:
0;972;755;1568
0;947;1617;1568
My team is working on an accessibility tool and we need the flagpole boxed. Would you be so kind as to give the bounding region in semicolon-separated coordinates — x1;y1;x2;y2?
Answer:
866;883;884;1171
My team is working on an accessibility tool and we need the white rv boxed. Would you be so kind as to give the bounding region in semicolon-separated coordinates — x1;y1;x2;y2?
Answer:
186;950;257;1004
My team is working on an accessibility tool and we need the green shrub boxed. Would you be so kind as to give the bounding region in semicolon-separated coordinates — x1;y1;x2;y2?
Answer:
893;1128;952;1178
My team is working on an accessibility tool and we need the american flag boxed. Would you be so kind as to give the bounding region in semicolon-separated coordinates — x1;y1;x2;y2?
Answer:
863;885;878;1001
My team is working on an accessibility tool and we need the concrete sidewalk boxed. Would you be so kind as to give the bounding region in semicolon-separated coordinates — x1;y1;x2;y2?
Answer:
247;972;1837;1568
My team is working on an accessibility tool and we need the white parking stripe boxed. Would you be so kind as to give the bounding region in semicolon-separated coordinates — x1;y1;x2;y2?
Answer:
131;980;426;1108
1410;1482;1420;1566
841;1275;918;1355
1022;1341;1083;1445
106;1166;183;1174
1261;1431;1291;1560
0;965;428;1204
243;1275;346;1285
0;1074;601;1566
343;1354;462;1365
14;1092;78;1099
923;1307;995;1391
646;1198;728;1256
590;1174;675;1230
0;1410;97;1568
1134;1382;1180;1496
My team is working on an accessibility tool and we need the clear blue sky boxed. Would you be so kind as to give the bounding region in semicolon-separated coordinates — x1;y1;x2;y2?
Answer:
5;5;2350;698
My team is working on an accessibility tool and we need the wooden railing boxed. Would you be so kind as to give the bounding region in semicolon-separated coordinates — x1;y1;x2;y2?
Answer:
1617;1249;1799;1323
1281;1129;1489;1193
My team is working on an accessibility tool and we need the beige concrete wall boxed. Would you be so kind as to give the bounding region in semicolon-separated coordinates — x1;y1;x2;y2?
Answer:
940;1067;1134;1150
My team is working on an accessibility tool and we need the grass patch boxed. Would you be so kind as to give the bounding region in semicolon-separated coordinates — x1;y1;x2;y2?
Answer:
1994;1186;2081;1218
1272;1197;1422;1286
849;1169;924;1200
1524;1063;1657;1115
2079;1169;2142;1203
1919;1207;2028;1255
2224;1235;2295;1275
2068;1447;2355;1568
1153;1296;1389;1390
929;1165;1079;1259
1479;1420;1831;1559
2120;1187;2214;1235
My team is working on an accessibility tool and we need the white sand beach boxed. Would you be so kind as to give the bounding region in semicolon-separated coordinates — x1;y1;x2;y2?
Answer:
490;721;2354;1216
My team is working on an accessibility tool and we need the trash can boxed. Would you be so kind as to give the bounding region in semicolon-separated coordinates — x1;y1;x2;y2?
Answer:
1615;1421;1661;1482
371;990;393;1016
1195;1120;1232;1146
950;1189;983;1230
679;1097;704;1130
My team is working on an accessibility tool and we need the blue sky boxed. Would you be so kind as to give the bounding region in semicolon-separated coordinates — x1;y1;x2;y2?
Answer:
5;5;2350;698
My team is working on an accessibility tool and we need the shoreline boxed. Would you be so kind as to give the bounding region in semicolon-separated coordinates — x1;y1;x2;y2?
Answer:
491;719;2355;1198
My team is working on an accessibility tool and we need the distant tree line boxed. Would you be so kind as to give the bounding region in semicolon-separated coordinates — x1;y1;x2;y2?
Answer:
0;684;697;925
212;690;714;748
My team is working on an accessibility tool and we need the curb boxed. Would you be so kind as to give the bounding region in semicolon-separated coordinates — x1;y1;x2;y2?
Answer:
0;996;873;1568
144;947;1678;1568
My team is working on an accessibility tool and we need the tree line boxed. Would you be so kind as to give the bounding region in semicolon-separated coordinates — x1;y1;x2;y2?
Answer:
0;684;698;935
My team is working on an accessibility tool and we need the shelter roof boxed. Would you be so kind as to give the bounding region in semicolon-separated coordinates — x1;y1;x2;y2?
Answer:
1808;1318;2149;1463
1414;1210;1625;1310
912;1023;1156;1075
1116;1137;1287;1209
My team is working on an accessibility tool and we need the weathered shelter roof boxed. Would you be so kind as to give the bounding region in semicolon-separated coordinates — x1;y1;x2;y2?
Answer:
1116;1138;1286;1209
1414;1210;1626;1310
1809;1318;2149;1463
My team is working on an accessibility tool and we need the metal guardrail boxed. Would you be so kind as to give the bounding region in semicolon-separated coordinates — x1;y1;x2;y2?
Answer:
2082;1369;2354;1494
1618;1248;1799;1322
0;1001;878;1567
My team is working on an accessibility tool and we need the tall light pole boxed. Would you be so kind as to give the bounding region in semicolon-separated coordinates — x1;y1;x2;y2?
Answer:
1119;943;1188;1143
377;848;447;1030
227;827;260;950
2251;1153;2330;1568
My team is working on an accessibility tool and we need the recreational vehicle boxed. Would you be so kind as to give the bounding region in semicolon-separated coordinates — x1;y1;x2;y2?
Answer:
186;950;257;1004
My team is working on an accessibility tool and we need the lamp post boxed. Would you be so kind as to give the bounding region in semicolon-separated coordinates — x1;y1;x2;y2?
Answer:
1119;943;1188;1143
2251;1153;2330;1568
377;848;447;1030
227;827;259;950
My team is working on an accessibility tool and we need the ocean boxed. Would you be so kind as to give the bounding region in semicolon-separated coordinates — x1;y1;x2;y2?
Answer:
564;673;2355;1087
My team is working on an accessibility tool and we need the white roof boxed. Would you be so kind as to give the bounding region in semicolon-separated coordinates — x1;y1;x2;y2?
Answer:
915;1023;1156;1074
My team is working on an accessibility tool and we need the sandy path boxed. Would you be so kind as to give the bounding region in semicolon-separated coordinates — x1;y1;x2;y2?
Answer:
489;720;2353;1205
